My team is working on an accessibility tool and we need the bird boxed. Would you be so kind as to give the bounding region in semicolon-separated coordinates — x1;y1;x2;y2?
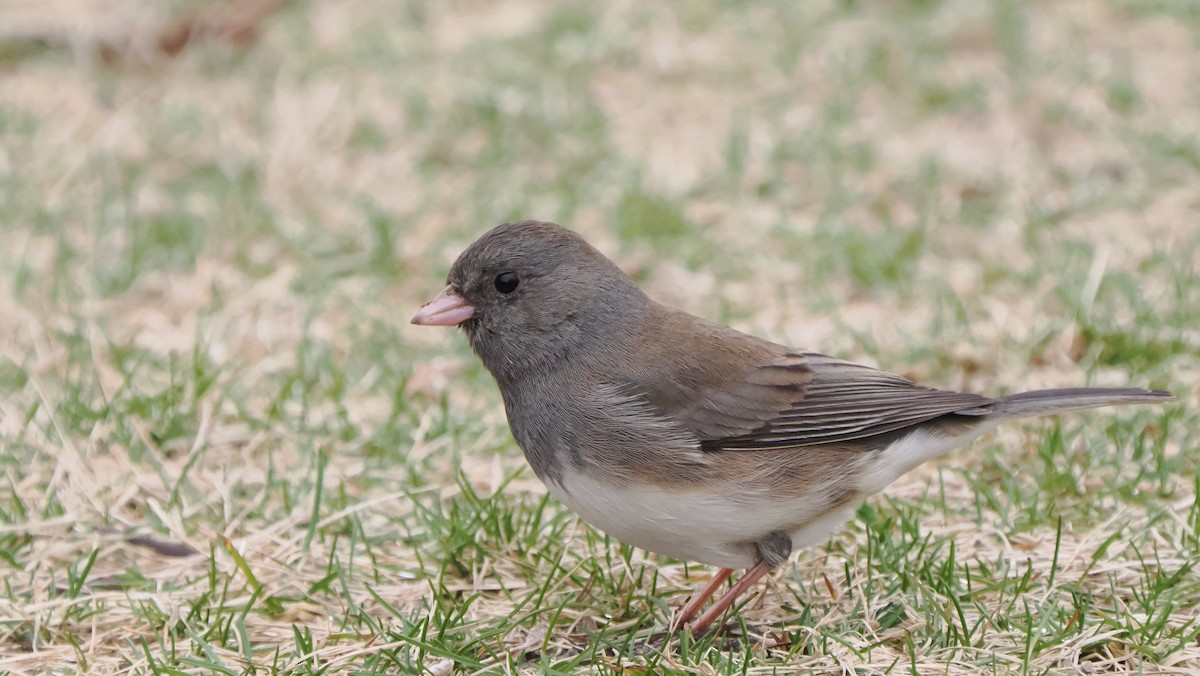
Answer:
410;220;1174;637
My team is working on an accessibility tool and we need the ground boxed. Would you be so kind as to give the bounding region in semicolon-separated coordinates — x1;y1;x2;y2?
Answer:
0;0;1198;673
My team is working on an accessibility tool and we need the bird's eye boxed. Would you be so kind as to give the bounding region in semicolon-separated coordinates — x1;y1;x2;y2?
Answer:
494;272;519;294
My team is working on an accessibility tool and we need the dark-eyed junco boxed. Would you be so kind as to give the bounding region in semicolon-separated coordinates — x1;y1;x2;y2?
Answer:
411;220;1174;637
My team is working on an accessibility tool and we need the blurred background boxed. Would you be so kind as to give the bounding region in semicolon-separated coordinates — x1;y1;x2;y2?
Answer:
0;0;1197;672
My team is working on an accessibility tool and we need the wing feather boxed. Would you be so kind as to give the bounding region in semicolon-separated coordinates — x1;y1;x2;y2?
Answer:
620;312;994;452
682;352;995;451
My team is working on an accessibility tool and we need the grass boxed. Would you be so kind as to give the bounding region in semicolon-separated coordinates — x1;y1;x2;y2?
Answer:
0;0;1198;673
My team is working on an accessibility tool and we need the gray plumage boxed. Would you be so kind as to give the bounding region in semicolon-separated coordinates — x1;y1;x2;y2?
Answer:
991;387;1172;419
412;220;1175;636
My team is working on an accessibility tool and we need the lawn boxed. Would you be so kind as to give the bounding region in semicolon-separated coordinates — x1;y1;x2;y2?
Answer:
0;0;1197;673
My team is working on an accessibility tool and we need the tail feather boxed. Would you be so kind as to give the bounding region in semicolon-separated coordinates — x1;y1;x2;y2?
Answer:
991;387;1174;420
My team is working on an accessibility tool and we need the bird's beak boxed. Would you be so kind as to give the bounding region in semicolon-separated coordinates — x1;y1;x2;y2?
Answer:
411;286;476;326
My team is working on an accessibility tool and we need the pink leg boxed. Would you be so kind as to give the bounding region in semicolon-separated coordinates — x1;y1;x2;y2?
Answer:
688;561;773;638
673;568;733;631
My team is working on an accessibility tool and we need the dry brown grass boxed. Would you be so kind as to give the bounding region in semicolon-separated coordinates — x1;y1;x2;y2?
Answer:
0;0;1197;673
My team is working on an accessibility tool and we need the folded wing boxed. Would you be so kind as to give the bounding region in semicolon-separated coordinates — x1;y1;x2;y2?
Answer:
682;352;995;451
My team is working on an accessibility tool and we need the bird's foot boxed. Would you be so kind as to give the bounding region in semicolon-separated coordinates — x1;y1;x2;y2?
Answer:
678;562;772;638
672;567;732;632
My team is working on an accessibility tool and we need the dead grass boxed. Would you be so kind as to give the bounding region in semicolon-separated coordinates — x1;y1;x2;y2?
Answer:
0;0;1197;673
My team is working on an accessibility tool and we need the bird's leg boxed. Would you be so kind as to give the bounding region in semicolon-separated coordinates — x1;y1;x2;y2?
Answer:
687;531;790;638
674;568;733;630
687;560;773;638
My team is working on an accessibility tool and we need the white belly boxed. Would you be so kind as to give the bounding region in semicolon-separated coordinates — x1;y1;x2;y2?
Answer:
545;426;992;569
548;472;840;569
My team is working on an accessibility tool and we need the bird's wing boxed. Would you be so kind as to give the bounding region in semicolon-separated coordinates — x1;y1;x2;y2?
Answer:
617;310;994;451
670;351;995;450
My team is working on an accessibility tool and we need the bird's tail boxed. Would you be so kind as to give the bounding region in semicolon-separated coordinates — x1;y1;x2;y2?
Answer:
990;387;1174;420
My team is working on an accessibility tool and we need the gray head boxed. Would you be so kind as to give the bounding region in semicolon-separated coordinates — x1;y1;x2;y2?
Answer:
411;221;650;382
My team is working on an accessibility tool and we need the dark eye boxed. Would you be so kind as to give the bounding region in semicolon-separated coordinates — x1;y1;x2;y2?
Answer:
494;272;519;294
